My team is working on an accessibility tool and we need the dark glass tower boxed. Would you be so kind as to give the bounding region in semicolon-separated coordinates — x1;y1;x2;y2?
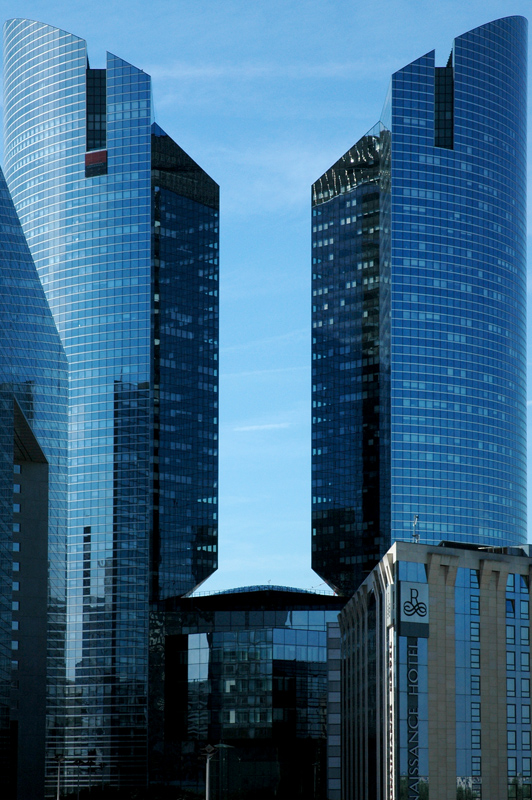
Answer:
0;170;68;797
311;16;527;595
4;19;219;793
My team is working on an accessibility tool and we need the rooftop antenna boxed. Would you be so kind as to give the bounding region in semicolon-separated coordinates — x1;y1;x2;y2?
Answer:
412;514;420;544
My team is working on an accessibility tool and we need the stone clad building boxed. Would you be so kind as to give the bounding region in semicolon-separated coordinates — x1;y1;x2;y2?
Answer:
339;541;532;800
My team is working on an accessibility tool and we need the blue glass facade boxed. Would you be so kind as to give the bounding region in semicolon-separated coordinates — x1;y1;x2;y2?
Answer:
312;17;527;595
0;170;68;791
3;19;218;793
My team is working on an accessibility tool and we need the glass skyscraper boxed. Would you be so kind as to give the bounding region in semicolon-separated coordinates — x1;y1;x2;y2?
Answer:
0;168;68;797
4;19;219;792
311;16;527;595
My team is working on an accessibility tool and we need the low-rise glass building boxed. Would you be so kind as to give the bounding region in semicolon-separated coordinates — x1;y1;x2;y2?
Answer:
149;586;345;799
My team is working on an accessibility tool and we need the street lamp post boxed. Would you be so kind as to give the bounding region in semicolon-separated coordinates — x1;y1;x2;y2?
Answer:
203;742;235;800
204;745;216;800
54;754;65;800
86;759;96;792
73;759;83;800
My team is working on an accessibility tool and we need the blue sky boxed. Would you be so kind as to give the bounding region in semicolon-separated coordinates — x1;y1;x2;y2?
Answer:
1;0;531;593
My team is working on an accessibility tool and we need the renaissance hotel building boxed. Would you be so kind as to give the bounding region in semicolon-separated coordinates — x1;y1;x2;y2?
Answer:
3;19;219;793
311;16;528;595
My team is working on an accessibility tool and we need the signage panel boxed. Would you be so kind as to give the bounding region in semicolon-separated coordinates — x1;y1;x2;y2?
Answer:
399;582;429;638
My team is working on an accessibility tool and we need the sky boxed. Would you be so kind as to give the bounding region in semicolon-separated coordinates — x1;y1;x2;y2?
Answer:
0;0;530;594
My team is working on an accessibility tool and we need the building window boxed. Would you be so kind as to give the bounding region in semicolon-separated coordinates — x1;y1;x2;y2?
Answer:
13;465;20;474
12;543;19;552
523;705;531;724
507;626;516;644
507;599;516;617
507;651;516;671
471;595;480;615
507;678;516;697
434;62;454;149
13;484;20;493
12;562;19;572
522;653;530;672
471;621;480;641
508;757;517;776
523;757;531;777
507;704;516;723
11;641;18;651
472;676;481;695
521;600;530;620
471;702;481;722
522;627;530;645
522;679;531;698
472;756;481;776
11;621;18;631
524;731;532;750
471;649;480;669
12;582;19;592
471;729;481;749
13;504;20;513
12;601;19;611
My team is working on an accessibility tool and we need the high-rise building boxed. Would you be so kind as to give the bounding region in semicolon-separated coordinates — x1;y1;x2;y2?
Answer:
311;16;527;596
4;19;219;793
339;540;532;800
0;169;68;798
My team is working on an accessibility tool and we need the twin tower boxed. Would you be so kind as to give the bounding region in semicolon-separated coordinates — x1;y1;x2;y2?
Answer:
0;14;527;795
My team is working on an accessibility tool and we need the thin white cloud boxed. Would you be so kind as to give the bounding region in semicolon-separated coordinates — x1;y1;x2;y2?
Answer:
222;365;309;379
233;422;292;432
221;328;307;354
148;60;378;82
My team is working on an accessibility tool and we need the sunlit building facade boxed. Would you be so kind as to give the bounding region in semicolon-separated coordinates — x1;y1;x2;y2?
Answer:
311;16;527;595
4;19;219;793
340;540;532;800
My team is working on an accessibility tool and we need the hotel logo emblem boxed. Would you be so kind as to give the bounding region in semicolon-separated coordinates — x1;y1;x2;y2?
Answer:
403;587;427;618
399;582;429;637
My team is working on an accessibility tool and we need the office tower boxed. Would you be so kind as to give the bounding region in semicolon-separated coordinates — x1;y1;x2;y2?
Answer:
4;19;219;792
311;16;527;595
340;540;532;800
0;171;68;798
149;586;345;799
